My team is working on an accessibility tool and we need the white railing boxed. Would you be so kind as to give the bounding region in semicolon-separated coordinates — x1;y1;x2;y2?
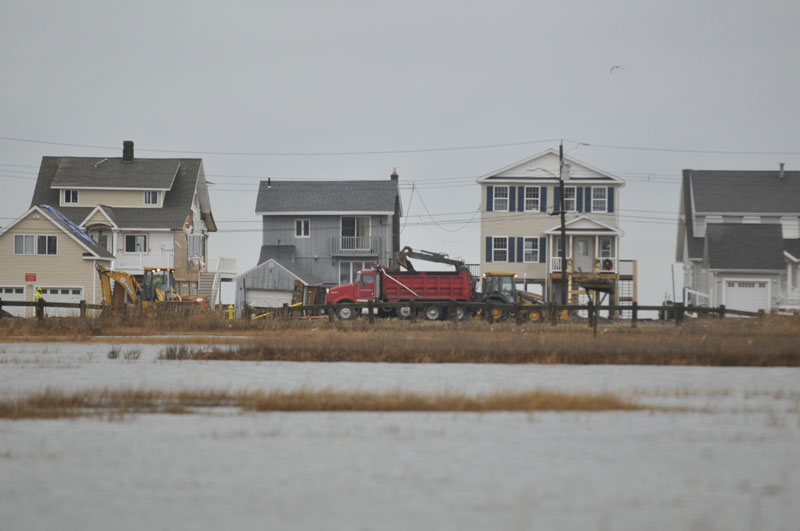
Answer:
114;252;174;271
618;259;636;276
595;257;618;273
331;236;380;256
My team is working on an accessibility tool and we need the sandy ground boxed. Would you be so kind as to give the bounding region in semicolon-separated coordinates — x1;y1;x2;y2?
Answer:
0;342;798;531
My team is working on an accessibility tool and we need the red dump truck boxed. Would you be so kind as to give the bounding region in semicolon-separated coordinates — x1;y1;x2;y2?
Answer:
325;248;475;320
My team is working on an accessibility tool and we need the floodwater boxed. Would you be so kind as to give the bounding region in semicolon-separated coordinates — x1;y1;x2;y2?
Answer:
0;342;798;531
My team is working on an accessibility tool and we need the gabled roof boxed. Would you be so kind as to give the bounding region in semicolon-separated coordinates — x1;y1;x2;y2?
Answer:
50;158;179;190
80;205;119;229
31;155;216;231
257;245;296;265
543;214;623;235
477;149;625;184
688;169;800;214
705;223;784;271
0;205;115;260
255;179;400;215
237;245;322;287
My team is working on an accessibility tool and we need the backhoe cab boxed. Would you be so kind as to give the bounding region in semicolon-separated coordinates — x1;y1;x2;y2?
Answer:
481;272;546;322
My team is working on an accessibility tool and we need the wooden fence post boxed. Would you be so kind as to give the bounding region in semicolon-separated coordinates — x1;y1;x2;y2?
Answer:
675;302;685;325
631;302;638;328
0;297;3;319
450;300;458;322
549;303;556;326
409;300;417;322
718;304;726;319
367;300;375;324
79;300;87;319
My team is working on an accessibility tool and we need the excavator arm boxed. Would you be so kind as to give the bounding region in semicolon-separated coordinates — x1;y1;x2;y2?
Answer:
95;263;140;305
395;246;469;273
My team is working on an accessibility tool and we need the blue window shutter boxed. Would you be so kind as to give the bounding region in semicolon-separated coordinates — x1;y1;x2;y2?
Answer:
585;187;592;213
517;237;524;262
577;187;583;212
607;187;614;212
509;187;516;212
539;237;546;263
486;186;493;212
554;187;561;212
518;187;525;211
508;237;515;262
540;187;547;213
485;237;492;262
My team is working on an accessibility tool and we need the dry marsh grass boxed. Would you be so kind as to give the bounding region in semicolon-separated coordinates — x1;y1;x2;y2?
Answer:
0;388;645;420
157;318;800;366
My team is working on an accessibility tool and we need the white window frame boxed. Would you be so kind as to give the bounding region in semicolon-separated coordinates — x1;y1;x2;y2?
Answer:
14;234;35;255
524;187;540;212
295;219;310;238
124;234;147;253
144;191;159;205
493;186;509;212
14;234;57;256
592;187;608;212
492;237;508;262
564;186;577;212
599;237;614;258
523;237;539;262
64;189;79;205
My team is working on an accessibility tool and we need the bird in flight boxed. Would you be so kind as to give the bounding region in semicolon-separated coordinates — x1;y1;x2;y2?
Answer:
609;65;625;74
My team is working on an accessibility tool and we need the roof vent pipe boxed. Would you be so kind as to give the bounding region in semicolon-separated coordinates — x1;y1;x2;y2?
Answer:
779;162;785;179
267;178;271;188
122;140;134;162
391;168;399;181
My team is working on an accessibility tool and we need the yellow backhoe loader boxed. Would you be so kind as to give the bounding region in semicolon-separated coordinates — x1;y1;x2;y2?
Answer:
95;264;207;309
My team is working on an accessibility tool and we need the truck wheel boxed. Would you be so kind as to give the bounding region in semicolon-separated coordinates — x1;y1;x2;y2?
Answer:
398;304;413;319
451;306;467;321
336;305;357;320
423;305;442;321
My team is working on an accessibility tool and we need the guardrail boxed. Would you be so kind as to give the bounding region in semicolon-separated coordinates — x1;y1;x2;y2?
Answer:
0;299;104;320
244;301;762;326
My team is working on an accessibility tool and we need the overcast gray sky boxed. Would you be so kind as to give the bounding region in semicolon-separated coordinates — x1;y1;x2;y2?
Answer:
2;0;799;305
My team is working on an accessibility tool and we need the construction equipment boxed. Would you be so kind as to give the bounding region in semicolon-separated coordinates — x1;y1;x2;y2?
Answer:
480;272;546;322
326;247;475;320
95;264;208;309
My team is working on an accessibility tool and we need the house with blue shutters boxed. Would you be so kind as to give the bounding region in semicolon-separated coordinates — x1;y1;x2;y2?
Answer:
477;149;633;305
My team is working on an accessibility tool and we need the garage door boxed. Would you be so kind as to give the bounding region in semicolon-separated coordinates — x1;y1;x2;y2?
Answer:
724;280;770;313
247;289;293;309
0;286;26;317
41;287;84;317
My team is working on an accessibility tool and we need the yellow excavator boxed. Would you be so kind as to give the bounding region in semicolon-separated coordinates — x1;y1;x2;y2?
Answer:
481;272;549;322
95;264;207;309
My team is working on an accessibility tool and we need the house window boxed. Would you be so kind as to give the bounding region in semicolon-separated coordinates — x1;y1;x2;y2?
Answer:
64;190;79;204
125;234;147;253
564;187;577;212
592;187;608;212
493;186;509;211
599;237;614;258
492;237;508;262
524;187;540;212
37;235;57;255
341;216;371;249
13;234;56;255
14;234;35;255
144;191;159;205
523;237;539;262
295;219;310;238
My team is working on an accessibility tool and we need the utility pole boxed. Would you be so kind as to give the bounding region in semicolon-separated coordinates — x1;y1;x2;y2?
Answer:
559;142;568;306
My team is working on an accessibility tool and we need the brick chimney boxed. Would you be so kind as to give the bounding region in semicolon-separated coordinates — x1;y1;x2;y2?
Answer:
122;140;134;162
390;168;398;181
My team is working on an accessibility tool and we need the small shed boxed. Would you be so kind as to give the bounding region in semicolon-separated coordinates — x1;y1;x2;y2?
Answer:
235;254;323;317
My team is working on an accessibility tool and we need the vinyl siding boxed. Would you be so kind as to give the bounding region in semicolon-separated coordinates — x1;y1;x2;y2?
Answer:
84;210;114;227
62;189;163;208
0;212;110;308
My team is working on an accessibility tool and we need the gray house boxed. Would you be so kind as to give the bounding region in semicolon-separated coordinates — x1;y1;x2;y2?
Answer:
677;168;800;312
235;173;401;311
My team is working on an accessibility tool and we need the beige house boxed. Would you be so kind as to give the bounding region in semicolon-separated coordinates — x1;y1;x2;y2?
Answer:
29;141;234;301
478;149;636;306
0;205;114;317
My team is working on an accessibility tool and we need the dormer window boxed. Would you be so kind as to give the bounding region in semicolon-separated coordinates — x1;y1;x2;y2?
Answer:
144;191;159;205
64;190;79;205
